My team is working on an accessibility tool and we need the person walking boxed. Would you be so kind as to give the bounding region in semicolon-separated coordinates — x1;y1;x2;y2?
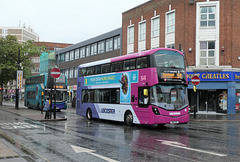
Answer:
43;98;50;119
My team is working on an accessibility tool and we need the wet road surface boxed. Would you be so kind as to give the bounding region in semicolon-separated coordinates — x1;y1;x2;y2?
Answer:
0;108;239;162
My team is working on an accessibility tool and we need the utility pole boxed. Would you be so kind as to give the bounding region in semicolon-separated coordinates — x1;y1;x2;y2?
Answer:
15;47;20;110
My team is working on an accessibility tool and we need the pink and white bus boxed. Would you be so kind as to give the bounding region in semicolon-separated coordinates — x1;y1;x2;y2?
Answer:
76;48;189;126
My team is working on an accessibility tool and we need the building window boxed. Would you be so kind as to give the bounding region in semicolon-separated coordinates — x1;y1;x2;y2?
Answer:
167;44;175;49
98;41;105;54
61;69;65;75
151;17;159;38
75;49;79;59
74;68;78;78
86;45;90;57
80;47;85;58
31;68;39;73
65;69;69;78
139;21;146;41
128;26;134;44
70;50;74;61
60;54;65;63
200;6;216;27
200;41;215;65
114;36;120;50
30;57;40;63
106;38;113;52
91;43;97;55
65;52;70;62
166;12;175;33
70;68;74;78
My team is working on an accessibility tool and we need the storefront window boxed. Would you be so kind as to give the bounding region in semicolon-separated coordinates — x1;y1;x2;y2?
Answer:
235;90;240;112
218;91;227;111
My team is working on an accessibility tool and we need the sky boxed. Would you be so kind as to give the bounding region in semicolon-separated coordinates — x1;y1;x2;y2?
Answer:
0;0;149;44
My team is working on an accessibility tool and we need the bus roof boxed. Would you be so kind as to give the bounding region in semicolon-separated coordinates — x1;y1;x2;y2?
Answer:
79;48;183;68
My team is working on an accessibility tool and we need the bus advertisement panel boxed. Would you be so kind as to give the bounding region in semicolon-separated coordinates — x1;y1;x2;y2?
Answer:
77;48;189;126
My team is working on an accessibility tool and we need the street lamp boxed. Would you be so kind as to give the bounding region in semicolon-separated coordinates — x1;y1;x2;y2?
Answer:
15;47;20;110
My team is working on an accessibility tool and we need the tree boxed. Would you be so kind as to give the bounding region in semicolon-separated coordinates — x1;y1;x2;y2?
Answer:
0;35;46;106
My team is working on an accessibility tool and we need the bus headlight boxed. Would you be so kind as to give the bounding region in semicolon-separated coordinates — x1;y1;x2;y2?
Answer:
152;107;160;115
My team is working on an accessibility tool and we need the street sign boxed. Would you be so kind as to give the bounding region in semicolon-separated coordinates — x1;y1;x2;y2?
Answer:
191;75;200;86
51;68;61;79
17;70;23;89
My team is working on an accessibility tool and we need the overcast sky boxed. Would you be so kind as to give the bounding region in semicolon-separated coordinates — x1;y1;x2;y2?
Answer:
0;0;149;44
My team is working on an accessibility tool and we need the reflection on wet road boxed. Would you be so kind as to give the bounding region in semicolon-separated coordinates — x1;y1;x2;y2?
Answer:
0;109;240;161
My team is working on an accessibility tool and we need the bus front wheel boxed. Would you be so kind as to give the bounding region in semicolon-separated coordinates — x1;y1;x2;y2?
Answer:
124;111;133;126
86;108;92;120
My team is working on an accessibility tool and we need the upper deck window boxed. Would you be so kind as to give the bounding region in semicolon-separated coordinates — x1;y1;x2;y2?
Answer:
153;50;184;69
136;57;148;69
102;64;111;73
124;59;136;70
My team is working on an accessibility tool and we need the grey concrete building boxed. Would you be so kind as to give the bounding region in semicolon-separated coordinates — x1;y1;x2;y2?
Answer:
55;28;122;98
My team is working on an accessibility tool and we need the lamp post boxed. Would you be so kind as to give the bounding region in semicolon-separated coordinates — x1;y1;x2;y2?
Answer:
15;47;20;110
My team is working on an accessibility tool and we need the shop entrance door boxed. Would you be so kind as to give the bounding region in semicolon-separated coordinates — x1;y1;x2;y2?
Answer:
199;90;217;112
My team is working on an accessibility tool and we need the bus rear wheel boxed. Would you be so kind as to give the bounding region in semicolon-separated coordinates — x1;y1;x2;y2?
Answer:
86;108;92;120
124;111;133;126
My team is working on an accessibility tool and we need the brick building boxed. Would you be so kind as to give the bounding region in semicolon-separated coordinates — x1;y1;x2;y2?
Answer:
55;28;122;99
122;0;240;114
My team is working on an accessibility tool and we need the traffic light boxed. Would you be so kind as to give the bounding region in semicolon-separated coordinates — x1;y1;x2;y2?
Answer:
41;91;44;96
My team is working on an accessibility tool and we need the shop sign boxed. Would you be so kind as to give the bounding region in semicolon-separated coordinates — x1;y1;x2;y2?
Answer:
236;104;239;110
187;72;240;82
72;85;77;91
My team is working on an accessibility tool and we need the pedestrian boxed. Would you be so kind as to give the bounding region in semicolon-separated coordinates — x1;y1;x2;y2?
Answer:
43;98;50;119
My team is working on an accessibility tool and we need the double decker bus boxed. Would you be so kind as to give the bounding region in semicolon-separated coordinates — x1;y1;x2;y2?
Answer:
77;48;189;126
25;73;68;110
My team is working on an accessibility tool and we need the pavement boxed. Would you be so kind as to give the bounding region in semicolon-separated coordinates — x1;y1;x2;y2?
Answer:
0;102;240;161
0;102;70;162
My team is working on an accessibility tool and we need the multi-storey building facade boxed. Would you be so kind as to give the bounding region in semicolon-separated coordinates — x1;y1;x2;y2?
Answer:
55;28;122;98
122;0;240;114
0;26;39;43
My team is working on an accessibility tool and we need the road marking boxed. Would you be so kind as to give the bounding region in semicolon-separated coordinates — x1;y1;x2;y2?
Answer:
71;145;119;162
0;122;39;129
168;154;198;162
157;140;227;157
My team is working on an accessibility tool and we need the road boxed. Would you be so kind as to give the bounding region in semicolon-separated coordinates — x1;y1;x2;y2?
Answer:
0;106;239;162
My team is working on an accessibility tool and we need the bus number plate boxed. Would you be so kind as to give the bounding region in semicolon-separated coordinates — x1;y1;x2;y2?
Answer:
170;121;179;124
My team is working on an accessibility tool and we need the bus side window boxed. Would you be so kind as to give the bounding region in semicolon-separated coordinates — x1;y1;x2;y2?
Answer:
102;64;111;73
95;65;101;74
112;62;122;72
136;57;148;69
79;68;86;77
124;59;136;70
138;87;149;107
82;90;88;103
87;67;95;75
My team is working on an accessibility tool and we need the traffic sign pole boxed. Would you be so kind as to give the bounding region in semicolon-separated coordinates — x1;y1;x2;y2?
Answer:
191;75;200;119
50;68;61;119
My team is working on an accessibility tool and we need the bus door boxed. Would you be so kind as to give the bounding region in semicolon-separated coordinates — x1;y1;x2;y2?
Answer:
138;87;150;107
137;87;150;122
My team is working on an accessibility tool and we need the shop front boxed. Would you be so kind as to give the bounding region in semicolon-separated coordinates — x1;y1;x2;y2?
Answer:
187;71;240;114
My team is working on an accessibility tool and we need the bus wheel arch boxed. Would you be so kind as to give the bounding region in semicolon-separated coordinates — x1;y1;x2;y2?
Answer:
86;108;92;120
124;110;133;126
